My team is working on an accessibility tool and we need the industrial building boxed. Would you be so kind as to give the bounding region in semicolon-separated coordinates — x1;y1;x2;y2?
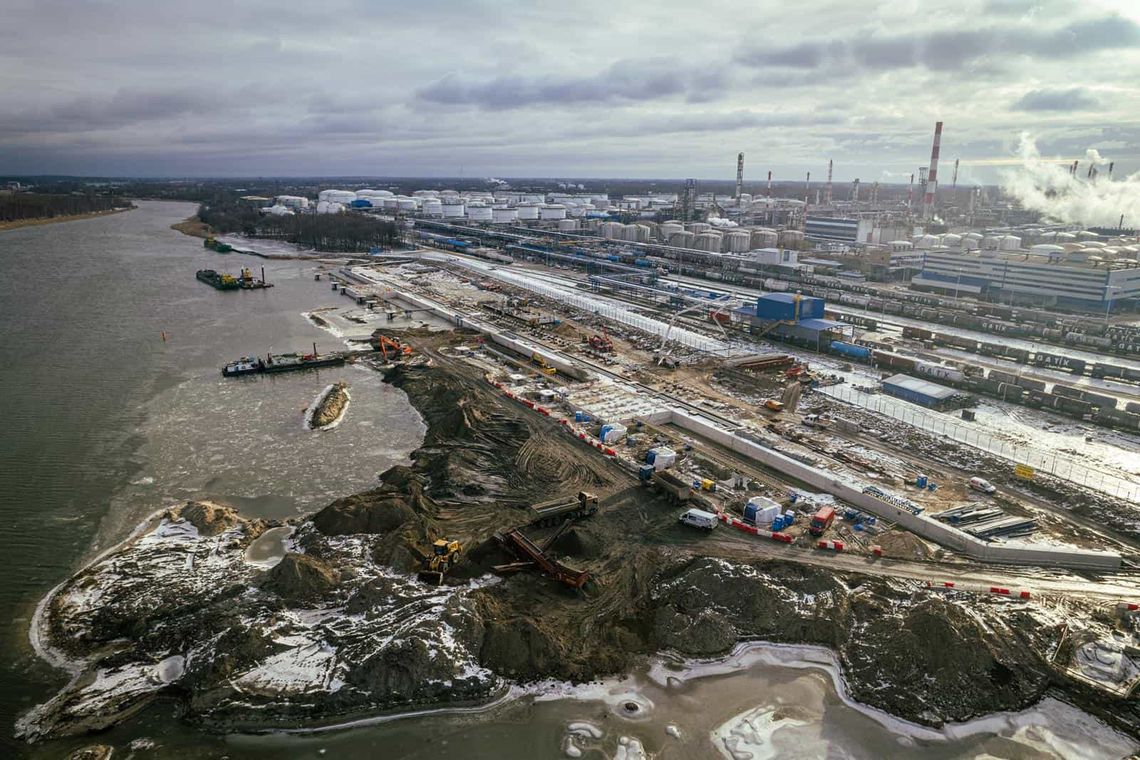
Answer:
881;373;961;410
737;293;851;350
804;216;873;245
913;248;1140;310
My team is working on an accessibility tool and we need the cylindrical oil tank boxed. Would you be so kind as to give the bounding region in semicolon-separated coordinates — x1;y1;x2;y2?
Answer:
888;240;913;251
750;229;778;248
1030;244;1065;255
725;230;752;253
421;198;443;217
442;201;465;219
635;224;653;243
687;222;711;235
540;204;567;220
491;206;518;224
779;229;804;246
516;202;541;221
914;234;939;249
621;224;639;242
660;222;684;240
467;203;493;222
557;219;579;232
998;235;1021;250
669;231;696;248
601;221;624;239
696;232;724;252
941;233;962;248
397;198;418;212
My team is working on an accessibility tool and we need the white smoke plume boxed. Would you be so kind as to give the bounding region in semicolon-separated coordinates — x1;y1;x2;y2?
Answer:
1001;133;1140;228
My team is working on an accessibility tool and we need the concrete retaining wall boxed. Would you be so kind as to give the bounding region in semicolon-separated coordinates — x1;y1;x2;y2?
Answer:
670;410;1121;571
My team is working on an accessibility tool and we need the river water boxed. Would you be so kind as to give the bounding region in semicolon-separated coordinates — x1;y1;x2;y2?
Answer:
0;202;1134;759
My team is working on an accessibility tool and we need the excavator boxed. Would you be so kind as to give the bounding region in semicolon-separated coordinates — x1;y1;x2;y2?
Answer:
371;334;414;362
416;538;462;585
587;326;614;353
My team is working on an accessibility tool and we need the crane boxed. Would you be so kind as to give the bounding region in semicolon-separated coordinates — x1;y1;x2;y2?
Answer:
654;294;737;366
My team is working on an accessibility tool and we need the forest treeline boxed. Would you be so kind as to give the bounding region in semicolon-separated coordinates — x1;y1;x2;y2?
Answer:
197;197;399;252
0;193;123;222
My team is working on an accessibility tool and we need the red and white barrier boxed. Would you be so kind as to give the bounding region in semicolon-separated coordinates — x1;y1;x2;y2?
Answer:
926;580;1031;600
816;540;844;552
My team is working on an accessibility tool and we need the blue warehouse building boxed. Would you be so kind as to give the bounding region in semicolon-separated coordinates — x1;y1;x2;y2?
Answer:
739;293;851;351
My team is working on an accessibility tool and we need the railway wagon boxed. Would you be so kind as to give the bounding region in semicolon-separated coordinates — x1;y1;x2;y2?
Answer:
988;369;1019;386
1033;353;1087;374
872;350;917;372
903;326;934;341
830;341;873;361
1016;376;1047;392
1095;408;1140;431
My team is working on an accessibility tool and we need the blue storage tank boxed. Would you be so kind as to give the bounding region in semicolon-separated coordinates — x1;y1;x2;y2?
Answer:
646;450;657;465
349;199;372;208
755;293;825;321
830;341;872;360
639;464;655;482
915;474;928;489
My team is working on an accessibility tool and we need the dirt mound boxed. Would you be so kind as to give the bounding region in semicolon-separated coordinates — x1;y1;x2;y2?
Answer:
548;527;604;560
311;490;418;536
169;500;241;536
310;381;349;429
261;553;340;603
68;746;113;760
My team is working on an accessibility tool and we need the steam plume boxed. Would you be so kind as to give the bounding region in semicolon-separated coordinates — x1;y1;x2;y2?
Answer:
1001;134;1139;228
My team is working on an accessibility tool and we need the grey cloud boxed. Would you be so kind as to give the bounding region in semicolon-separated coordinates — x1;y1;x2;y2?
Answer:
736;14;1140;72
1012;87;1099;111
416;63;692;109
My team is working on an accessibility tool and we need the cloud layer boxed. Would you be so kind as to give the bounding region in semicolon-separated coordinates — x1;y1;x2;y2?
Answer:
0;0;1137;179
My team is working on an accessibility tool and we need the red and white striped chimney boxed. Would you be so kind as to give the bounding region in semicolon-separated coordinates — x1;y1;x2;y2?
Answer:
923;121;942;218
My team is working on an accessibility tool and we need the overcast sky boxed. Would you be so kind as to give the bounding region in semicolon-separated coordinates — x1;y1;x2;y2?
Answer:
2;0;1138;182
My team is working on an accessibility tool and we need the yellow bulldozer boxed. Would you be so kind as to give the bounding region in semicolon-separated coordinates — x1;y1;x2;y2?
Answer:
417;538;462;585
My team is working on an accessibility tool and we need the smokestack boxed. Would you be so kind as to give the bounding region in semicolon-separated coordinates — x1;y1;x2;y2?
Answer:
735;152;744;200
907;172;915;210
1108;161;1115;179
825;159;833;206
851;178;860;202
1071;160;1079;176
804;171;811;207
922;121;942;218
871;180;879;204
1087;163;1094;179
766;169;772;197
951;158;959;190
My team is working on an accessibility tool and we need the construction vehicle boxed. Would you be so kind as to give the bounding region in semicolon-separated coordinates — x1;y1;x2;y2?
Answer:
371;334;414;361
529;491;599;528
531;353;558;375
417;538;462;585
764;399;785;412
802;413;832;429
494;525;591;589
809;506;836;536
642;468;692;504
587;327;614;353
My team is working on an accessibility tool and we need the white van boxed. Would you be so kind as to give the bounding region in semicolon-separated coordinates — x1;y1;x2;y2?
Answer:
969;477;996;494
679;508;718;531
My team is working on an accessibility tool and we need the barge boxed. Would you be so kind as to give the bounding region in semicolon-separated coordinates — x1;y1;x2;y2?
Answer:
222;344;346;377
196;269;240;290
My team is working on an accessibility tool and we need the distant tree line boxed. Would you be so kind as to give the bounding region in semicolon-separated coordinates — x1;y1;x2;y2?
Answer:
197;197;399;252
0;193;122;222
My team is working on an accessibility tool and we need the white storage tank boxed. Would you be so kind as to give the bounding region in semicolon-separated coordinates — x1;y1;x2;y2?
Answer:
442;201;466;219
687;222;711;235
620;224;639;242
635;224;653;243
491;206;518;224
888;240;913;252
696;232;724;252
998;235;1021;251
1076;230;1100;240
1055;232;1077;243
1030;244;1065;255
913;234;939;249
397;198;418;212
557;219;579;232
981;235;1001;250
668;231;696;248
778;229;804;247
421;198;443;217
660;222;684;239
467;203;493;222
318;189;357;204
517;202;541;221
725;230;752;253
412;190;438;198
540;204;567;220
941;233;962;248
750;229;779;248
381;197;400;210
601;221;624;240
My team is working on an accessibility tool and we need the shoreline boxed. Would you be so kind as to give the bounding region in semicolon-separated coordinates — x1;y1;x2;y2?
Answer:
0;206;133;232
170;215;212;239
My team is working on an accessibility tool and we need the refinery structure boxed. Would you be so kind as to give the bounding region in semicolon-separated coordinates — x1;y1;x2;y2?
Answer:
253;121;1140;315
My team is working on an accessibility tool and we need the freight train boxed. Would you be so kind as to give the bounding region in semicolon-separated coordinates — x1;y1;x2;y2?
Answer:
894;326;1140;383
826;341;1140;432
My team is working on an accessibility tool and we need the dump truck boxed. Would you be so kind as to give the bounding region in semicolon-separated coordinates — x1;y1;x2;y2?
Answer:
528;491;599;528
651;470;692;504
808;506;836;537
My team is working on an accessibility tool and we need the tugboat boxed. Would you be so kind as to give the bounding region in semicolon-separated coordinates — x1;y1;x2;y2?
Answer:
197;269;240;290
222;356;264;377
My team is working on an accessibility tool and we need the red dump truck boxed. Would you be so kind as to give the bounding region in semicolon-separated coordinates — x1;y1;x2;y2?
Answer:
809;506;836;536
